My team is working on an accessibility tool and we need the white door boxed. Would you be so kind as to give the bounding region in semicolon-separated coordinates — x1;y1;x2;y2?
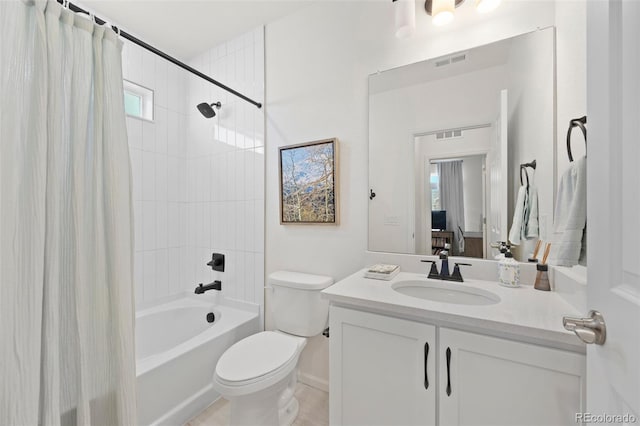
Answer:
581;0;640;418
487;89;508;256
329;306;436;426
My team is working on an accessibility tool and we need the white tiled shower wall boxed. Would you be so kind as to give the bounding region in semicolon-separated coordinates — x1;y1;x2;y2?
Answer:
123;40;190;307
185;28;265;310
123;27;265;311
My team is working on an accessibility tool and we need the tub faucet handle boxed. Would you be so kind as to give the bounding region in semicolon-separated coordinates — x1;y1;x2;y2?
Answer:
207;253;225;272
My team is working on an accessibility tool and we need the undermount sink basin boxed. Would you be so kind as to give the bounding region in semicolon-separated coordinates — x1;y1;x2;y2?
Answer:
391;280;500;306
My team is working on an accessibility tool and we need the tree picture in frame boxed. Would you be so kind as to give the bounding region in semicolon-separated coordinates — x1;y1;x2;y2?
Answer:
279;138;339;224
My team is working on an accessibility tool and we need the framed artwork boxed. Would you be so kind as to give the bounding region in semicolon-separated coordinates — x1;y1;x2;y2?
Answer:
279;138;339;225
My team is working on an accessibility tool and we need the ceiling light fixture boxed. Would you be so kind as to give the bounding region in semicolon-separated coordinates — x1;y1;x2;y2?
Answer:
422;0;501;27
430;0;456;26
393;0;416;39
424;0;464;26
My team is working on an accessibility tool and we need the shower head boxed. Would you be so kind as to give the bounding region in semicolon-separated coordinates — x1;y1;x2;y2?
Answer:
197;101;222;118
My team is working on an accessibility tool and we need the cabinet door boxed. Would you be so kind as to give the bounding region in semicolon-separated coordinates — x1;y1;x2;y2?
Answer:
329;306;436;426
439;328;586;426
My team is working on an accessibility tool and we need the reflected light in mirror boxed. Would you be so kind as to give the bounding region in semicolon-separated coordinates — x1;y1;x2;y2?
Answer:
432;0;455;26
394;0;416;38
476;0;502;14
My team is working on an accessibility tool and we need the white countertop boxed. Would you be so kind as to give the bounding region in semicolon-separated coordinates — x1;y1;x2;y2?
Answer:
322;269;586;353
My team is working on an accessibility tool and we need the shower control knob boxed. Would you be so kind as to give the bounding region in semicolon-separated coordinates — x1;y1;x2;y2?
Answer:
207;253;225;272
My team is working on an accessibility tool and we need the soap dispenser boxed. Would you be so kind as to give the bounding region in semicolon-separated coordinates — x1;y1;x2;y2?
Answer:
498;248;520;287
494;241;508;260
440;243;451;277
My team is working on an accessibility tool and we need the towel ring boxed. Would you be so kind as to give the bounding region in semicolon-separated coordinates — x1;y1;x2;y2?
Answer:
567;116;587;162
519;160;536;187
520;166;530;187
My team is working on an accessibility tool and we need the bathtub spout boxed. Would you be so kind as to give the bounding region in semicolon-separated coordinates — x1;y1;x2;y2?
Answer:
195;280;222;294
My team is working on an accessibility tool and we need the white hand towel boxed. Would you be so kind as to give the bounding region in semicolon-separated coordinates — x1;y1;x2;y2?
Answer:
509;185;528;245
526;185;539;239
549;156;587;266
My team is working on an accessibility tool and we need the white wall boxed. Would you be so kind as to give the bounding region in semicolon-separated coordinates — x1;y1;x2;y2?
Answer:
265;0;585;391
185;28;266;315
123;41;190;308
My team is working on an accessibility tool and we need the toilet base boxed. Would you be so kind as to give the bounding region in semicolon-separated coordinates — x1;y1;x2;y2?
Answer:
278;396;299;426
278;372;299;425
226;370;299;426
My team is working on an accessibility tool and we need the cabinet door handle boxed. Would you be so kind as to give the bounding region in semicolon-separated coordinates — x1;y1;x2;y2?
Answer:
446;347;452;396
424;342;429;390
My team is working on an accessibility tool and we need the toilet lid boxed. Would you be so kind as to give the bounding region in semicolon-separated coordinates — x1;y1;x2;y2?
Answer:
216;331;300;383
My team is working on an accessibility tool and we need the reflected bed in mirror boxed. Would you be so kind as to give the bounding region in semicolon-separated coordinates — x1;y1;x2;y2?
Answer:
368;28;558;261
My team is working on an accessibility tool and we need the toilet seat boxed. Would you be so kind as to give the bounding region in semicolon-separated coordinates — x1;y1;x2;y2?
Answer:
213;331;306;396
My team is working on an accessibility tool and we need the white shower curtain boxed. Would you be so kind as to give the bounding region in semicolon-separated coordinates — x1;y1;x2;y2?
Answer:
0;1;136;425
438;161;465;255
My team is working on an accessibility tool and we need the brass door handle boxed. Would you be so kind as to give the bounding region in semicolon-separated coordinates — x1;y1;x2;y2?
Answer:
562;310;606;345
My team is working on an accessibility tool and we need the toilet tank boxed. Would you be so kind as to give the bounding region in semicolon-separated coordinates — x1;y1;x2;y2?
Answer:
268;271;334;337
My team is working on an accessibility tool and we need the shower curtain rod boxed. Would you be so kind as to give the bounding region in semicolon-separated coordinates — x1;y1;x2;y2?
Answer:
56;0;263;109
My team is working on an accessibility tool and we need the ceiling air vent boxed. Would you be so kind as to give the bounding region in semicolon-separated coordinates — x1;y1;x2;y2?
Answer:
434;53;468;68
436;129;464;140
435;58;451;68
451;54;467;64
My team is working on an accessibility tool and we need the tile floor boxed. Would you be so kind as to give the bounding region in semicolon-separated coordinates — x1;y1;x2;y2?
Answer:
186;383;329;426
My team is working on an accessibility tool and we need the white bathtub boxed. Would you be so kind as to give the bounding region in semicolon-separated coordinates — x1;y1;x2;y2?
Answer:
136;297;260;426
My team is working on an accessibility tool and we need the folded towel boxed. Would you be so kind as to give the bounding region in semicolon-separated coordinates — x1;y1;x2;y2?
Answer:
367;264;399;274
365;264;400;280
549;156;587;266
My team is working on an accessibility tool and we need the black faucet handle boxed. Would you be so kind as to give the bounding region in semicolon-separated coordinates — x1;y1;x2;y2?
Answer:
450;263;472;282
207;253;225;272
421;260;440;279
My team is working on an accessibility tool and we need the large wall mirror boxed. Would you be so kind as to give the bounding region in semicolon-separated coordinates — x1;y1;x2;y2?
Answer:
368;28;560;261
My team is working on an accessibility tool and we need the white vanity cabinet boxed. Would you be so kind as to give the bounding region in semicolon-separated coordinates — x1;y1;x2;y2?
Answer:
329;306;436;426
439;327;585;426
330;306;586;426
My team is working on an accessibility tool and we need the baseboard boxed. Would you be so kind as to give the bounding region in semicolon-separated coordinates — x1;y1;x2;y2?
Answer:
298;372;329;393
151;384;219;426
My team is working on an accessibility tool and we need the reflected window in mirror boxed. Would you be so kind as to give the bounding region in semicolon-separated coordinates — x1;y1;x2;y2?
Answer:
430;164;440;211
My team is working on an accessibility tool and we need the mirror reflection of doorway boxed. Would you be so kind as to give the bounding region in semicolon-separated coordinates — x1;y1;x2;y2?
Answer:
429;156;486;257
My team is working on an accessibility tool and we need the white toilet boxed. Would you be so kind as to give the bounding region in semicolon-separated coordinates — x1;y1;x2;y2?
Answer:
213;271;333;426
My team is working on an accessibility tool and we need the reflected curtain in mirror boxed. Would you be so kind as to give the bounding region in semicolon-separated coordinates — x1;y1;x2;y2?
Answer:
438;161;465;254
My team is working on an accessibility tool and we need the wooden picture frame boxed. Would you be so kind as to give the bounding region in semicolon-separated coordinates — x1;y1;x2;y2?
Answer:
279;138;339;225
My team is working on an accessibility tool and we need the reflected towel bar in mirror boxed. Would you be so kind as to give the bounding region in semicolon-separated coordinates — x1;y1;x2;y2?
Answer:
520;160;537;186
567;116;587;162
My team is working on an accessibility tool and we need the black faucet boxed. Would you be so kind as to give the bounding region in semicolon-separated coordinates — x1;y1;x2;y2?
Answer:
421;259;471;282
195;280;222;294
421;260;440;279
448;263;471;282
